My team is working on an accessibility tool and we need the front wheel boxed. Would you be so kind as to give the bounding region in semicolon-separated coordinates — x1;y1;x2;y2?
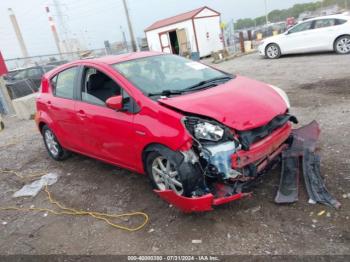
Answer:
42;125;71;161
334;36;350;54
147;152;184;196
265;44;281;59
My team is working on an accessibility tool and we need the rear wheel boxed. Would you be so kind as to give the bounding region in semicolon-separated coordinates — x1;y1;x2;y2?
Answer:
265;44;281;59
334;36;350;54
42;125;71;161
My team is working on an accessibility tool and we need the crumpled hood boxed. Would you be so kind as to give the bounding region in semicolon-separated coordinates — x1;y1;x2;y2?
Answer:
159;75;287;131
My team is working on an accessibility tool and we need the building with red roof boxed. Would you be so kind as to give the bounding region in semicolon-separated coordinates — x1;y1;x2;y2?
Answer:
144;6;223;58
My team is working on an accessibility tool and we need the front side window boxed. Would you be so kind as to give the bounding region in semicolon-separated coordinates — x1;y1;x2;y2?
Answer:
112;55;230;95
314;19;336;29
288;21;313;34
81;67;122;106
54;67;78;99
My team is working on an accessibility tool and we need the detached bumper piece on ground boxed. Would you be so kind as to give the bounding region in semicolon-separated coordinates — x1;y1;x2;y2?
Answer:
156;121;340;213
275;121;341;209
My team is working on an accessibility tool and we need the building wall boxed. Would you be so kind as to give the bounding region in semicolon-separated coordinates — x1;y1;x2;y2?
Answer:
145;20;197;53
194;16;223;57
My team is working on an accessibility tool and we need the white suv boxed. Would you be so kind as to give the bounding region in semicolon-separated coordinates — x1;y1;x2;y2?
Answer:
259;14;350;59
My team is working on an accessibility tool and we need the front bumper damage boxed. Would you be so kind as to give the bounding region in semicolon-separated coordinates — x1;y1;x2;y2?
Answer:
155;121;340;212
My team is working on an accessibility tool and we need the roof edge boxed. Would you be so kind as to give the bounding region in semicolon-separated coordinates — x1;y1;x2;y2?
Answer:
144;6;220;32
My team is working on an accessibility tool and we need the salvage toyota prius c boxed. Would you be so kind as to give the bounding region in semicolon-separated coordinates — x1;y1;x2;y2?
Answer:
35;52;302;212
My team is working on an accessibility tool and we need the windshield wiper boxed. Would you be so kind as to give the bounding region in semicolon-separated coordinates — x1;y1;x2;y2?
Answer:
147;76;233;97
148;89;184;97
185;76;233;91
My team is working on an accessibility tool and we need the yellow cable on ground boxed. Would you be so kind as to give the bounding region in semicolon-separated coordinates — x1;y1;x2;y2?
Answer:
0;170;149;232
0;169;45;180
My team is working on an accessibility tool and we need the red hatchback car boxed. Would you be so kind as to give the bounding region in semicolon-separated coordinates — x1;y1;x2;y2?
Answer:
36;52;296;212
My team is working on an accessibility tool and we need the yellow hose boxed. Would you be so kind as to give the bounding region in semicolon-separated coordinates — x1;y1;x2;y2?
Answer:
0;169;149;232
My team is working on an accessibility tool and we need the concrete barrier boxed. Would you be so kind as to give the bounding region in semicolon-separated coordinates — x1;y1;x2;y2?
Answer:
244;41;252;52
12;93;37;120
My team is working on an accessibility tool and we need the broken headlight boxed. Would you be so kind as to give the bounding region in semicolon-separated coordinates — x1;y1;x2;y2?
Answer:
194;122;224;141
183;117;225;142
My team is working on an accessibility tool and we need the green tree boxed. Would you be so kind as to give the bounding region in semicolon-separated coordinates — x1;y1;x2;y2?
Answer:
234;0;347;30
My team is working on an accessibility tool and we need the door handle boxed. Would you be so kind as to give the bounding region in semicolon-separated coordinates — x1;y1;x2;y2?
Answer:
77;110;87;119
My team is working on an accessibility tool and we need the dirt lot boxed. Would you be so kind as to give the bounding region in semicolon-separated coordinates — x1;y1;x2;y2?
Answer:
0;52;349;255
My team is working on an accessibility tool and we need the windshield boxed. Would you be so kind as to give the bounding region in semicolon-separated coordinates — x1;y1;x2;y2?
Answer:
112;54;231;95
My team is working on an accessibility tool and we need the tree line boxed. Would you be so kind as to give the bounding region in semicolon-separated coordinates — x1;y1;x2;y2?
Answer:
234;0;349;29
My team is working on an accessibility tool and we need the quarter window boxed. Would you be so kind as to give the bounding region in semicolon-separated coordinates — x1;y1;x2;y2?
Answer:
336;19;347;25
53;67;78;99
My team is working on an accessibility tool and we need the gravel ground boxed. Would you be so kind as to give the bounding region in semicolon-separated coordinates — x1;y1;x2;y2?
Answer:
0;52;349;255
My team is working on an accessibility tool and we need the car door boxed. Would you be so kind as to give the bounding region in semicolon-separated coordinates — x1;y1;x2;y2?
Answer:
281;21;314;54
311;19;339;51
48;66;81;150
74;65;138;169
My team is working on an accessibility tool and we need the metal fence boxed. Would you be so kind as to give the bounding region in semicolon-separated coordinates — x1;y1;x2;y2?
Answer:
5;46;130;71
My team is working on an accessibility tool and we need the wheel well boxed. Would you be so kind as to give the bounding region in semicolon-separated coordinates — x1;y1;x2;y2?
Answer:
141;143;169;172
38;122;47;134
334;34;350;48
141;143;186;174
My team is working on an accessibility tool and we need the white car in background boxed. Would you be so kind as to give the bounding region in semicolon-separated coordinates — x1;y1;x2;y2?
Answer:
259;14;350;59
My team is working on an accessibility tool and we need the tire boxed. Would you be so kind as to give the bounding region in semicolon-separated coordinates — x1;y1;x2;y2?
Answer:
145;149;204;197
42;125;71;161
334;35;350;54
265;43;281;59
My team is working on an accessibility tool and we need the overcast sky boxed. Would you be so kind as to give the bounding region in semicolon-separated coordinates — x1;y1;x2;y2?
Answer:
0;0;316;59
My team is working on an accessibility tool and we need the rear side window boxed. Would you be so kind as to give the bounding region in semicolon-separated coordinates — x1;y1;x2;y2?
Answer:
314;19;336;29
27;68;43;78
53;67;78;99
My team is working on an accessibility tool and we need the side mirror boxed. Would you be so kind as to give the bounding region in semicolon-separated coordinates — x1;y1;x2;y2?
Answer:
106;95;123;111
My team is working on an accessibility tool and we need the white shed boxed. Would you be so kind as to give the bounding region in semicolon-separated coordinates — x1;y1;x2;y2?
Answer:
144;6;223;58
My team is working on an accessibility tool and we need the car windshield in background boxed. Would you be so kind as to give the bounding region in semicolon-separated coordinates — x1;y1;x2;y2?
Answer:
112;55;232;96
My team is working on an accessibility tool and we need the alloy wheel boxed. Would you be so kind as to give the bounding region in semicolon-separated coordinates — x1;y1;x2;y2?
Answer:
44;129;59;157
266;45;280;59
151;156;183;195
336;37;350;54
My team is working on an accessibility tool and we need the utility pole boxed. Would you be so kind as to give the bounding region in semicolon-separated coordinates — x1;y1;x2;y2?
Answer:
8;8;29;58
264;0;269;25
122;0;137;52
52;0;71;52
45;6;63;57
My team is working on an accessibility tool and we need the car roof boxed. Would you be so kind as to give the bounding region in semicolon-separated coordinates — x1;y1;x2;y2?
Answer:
43;51;165;79
304;13;350;22
82;51;163;65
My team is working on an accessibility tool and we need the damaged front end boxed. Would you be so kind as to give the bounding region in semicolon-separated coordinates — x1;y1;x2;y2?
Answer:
156;114;307;212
